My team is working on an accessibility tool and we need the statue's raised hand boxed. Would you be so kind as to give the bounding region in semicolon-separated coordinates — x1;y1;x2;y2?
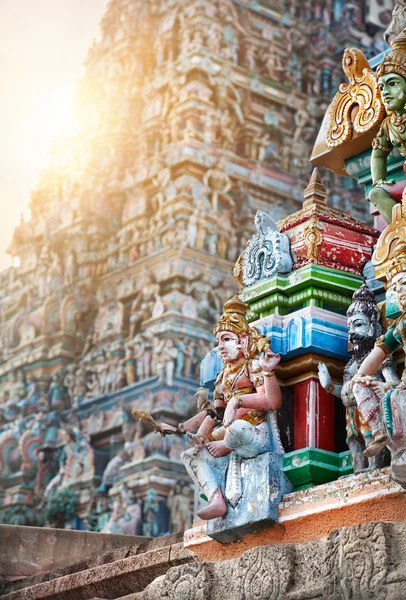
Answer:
223;397;239;428
318;363;331;390
259;351;281;373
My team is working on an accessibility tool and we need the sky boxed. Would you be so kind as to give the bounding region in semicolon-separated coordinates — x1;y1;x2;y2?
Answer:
0;0;107;271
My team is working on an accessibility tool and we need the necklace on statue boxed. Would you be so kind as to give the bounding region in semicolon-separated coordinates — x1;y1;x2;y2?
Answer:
225;361;244;375
224;361;245;389
391;112;406;133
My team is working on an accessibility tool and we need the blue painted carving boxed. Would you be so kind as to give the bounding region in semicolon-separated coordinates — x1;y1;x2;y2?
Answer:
206;451;293;543
243;211;293;286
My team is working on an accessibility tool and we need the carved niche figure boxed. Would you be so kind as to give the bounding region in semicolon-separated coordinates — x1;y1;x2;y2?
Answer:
48;370;67;411
43;427;94;497
152;164;172;209
252;130;272;162
261;46;284;79
203;161;233;213
319;285;399;473
187;269;221;323
241;211;293;286
72;365;88;407
154;338;178;387
244;43;257;70
101;497;123;534
134;331;153;380
167;483;191;532
125;341;136;385
142;488;160;537
293;99;314;146
64;249;77;286
8;369;27;406
117;486;142;535
86;371;101;399
63;364;75;405
210;67;244;125
95;447;131;495
369;31;406;223
47;253;63;292
129;275;160;337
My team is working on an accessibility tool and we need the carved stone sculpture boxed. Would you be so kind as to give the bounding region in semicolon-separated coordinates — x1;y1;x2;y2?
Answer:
369;30;406;223
384;0;406;43
133;296;292;541
154;338;177;387
242;211;293;286
350;223;406;487
167;483;191;532
202;161;233;213
95;447;131;494
319;285;399;472
326;48;385;149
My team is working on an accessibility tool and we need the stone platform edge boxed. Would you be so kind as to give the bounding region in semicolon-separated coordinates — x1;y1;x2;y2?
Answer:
184;467;406;562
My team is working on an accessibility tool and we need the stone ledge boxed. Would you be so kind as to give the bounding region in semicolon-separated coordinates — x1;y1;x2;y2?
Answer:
0;541;194;600
0;532;184;597
0;525;148;581
184;468;406;562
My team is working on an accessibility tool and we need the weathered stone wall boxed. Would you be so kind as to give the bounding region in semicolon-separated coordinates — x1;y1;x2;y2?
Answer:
140;522;406;600
2;521;404;599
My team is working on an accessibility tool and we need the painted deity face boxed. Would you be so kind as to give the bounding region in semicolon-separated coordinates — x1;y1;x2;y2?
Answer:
394;273;406;311
216;331;243;363
378;73;406;114
347;312;373;343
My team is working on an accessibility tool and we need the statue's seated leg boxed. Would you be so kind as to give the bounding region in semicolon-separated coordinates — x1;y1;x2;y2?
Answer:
369;188;396;224
224;419;269;457
181;447;228;520
353;381;388;457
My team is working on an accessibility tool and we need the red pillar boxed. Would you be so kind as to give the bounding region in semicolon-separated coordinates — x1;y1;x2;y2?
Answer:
294;377;335;452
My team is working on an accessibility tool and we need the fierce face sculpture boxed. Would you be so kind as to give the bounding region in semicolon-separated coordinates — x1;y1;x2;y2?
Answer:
347;312;375;344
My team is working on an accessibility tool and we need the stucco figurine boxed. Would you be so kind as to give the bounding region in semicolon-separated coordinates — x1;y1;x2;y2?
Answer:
318;285;399;472
369;29;406;223
134;296;292;540
351;242;406;487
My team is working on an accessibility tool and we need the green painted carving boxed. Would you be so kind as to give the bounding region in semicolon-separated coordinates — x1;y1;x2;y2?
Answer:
283;448;353;490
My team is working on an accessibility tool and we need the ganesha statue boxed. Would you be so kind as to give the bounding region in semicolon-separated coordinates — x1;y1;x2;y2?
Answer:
134;296;292;541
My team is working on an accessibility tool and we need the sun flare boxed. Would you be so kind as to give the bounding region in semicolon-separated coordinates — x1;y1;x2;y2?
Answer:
28;84;80;147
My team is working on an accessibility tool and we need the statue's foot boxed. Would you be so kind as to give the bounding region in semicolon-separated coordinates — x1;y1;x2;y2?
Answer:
363;435;388;458
187;432;204;448
197;489;227;520
206;441;233;458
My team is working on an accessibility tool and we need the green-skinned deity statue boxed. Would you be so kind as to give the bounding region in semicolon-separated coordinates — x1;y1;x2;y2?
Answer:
369;29;406;224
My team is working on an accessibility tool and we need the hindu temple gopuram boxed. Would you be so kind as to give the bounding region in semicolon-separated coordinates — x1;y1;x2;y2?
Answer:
1;1;406;599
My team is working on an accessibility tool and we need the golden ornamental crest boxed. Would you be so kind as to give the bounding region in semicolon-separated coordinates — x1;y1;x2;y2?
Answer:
326;48;385;149
304;216;323;261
